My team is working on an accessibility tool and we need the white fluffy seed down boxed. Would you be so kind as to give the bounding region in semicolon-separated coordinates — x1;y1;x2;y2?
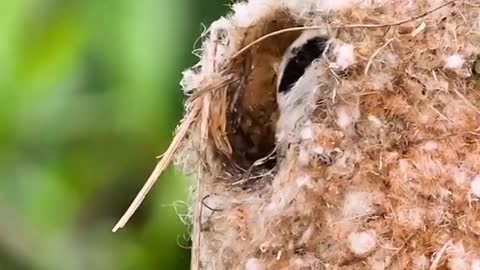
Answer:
454;168;468;186
334;43;355;70
397;207;425;229
444;54;465;69
342;191;374;218
231;0;279;28
335;104;360;129
245;258;265;270
348;231;377;256
368;115;383;128
282;0;364;15
471;259;480;270
471;176;480;197
448;257;469;270
296;175;314;189
299;125;314;140
414;255;429;270
421;141;438;151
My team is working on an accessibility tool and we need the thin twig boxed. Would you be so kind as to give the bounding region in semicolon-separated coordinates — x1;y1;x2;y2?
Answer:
202;194;224;212
365;38;394;75
429;105;456;125
188;74;234;101
452;85;480;115
231;0;457;60
112;102;201;232
231;26;324;59
342;0;457;28
234;145;278;185
429;239;452;270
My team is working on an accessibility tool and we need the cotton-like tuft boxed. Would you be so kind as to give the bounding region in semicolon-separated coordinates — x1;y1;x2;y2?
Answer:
245;258;265;270
444;54;465;70
348;231;377;256
472;259;480;270
342;191;374;219
471;176;480;197
334;43;355;70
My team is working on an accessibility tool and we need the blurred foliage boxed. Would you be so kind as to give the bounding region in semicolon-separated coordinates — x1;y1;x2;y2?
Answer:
0;0;229;269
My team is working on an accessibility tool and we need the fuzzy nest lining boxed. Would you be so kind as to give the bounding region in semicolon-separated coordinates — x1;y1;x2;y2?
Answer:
177;0;480;269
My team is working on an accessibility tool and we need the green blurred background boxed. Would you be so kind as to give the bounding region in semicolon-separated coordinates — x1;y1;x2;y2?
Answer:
0;1;229;269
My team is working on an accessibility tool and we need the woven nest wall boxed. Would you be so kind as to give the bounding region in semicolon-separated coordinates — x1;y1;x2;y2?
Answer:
176;0;480;269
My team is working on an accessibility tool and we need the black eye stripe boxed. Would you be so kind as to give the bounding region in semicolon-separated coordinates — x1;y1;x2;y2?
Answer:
278;36;329;94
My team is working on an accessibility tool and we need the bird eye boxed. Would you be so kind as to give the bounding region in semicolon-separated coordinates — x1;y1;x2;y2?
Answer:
277;35;329;94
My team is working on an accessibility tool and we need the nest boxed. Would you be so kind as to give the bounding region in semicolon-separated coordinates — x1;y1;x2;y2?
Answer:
115;0;480;269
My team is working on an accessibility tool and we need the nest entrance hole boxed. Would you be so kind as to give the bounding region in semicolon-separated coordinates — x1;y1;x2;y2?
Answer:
224;17;302;173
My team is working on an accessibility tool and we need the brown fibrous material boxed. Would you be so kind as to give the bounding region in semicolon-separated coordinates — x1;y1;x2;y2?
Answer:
124;0;480;269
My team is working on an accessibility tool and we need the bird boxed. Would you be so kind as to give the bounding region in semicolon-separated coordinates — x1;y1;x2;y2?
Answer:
275;30;330;142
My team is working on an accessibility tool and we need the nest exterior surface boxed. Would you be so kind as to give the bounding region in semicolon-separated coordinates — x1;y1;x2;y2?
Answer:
178;0;480;269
